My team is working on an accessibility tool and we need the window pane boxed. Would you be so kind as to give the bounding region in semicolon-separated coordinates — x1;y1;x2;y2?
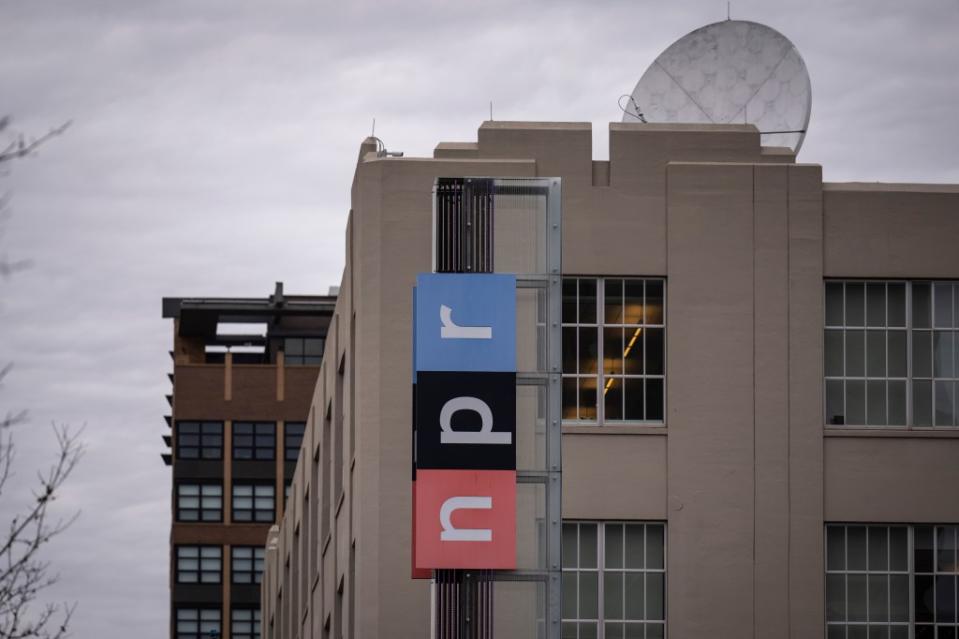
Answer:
890;574;909;621
624;525;644;569
624;280;644;324
867;380;886;426
846;330;865;377
646;525;664;570
890;527;908;571
579;378;597;420
848;526;867;570
580;524;597;569
914;282;932;328
624;572;644;620
604;572;623;620
579;279;597;324
646;379;664;422
579;328;598;374
914;380;933;427
623;328;643;375
935;282;954;328
561;572;577;619
847;574;867;622
938;527;958;577
579;572;598;619
827;526;845;570
604;378;623;420
604;328;623;374
846;284;865;326
825;330;844;377
645;573;664;620
563;279;577;324
867;283;886;327
826;282;844;326
915;574;935;623
935;380;955;426
563;327;576;373
888;283;906;327
826;574;846;621
888;331;907;377
624;378;644;421
866;331;886;377
869;527;888;571
562;378;577;420
888;380;907;425
936;574;955;623
645;281;664;325
605;279;623;324
605;524;623;569
826;380;845;425
645;328;664;375
562;524;577;568
934;332;955;377
846;380;865;425
916;526;935;572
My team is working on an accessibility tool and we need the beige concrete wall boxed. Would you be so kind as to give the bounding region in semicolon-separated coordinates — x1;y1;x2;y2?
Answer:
261;121;959;639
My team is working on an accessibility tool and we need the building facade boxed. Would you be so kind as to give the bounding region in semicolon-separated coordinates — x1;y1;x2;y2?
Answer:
261;121;959;638
162;285;336;639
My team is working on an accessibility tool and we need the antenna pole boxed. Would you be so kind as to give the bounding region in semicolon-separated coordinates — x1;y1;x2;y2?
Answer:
371;117;376;137
727;2;731;20
489;100;493;121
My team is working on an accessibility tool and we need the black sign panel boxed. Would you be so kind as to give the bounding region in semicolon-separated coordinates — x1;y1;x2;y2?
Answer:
415;371;516;470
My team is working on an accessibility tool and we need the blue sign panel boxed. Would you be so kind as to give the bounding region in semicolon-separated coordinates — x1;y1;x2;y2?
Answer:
415;273;516;372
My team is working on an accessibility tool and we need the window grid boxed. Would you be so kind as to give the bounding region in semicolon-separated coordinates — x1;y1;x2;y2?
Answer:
175;608;221;639
176;545;222;584
562;278;666;425
562;521;666;639
826;281;959;429
231;607;261;639
176;483;222;522
914;525;959;638
233;422;276;461
825;524;911;639
176;421;223;460
232;546;266;584
285;337;324;366
284;422;306;461
232;483;275;523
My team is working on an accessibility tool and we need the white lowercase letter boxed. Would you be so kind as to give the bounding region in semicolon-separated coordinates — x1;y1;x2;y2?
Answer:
439;397;512;445
440;304;492;339
439;496;493;542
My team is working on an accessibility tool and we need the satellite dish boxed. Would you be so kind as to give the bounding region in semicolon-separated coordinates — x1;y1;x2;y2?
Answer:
622;20;812;153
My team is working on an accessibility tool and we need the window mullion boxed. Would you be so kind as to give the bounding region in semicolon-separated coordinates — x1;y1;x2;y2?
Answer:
907;283;913;428
597;522;605;639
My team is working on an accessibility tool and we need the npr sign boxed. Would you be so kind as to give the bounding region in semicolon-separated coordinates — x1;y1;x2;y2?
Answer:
413;273;517;570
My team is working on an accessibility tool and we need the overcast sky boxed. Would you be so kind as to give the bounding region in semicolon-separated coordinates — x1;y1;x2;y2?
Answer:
1;1;958;636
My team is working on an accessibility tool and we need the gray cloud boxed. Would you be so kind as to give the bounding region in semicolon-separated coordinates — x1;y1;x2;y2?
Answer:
1;0;957;636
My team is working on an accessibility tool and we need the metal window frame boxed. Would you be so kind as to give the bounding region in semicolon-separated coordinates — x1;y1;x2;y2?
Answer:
824;280;959;430
175;420;224;461
562;277;667;426
561;521;668;639
175;482;223;522
232;421;277;461
175;544;223;585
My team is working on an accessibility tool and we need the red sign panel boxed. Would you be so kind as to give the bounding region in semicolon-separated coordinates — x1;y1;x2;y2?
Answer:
414;469;516;570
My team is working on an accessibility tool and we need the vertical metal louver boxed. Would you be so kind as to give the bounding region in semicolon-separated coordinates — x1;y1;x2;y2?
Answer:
435;569;493;639
434;178;494;274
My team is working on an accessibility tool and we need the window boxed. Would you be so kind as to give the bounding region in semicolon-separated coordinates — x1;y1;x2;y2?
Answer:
176;546;221;584
284;337;324;366
284;422;305;461
175;608;220;639
562;278;665;424
176;483;222;522
826;524;959;638
562;521;666;638
231;607;261;639
825;281;959;427
232;546;265;584
233;422;276;460
176;421;223;460
232;483;275;523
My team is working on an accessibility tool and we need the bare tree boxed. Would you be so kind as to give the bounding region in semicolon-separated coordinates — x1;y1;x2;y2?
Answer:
0;116;81;639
